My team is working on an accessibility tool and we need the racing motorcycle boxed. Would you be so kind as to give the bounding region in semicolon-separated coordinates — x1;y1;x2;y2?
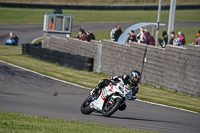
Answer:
80;78;133;117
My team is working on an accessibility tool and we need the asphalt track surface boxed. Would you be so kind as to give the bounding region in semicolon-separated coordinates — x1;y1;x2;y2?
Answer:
0;21;200;45
0;61;200;133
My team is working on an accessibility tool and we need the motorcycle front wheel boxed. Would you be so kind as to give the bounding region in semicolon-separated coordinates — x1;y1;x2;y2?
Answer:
102;97;122;117
80;96;93;115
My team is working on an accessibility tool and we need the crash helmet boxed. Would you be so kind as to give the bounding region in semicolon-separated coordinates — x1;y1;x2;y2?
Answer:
130;70;141;84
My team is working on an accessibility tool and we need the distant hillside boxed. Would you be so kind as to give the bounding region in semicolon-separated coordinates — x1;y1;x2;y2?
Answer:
0;0;200;5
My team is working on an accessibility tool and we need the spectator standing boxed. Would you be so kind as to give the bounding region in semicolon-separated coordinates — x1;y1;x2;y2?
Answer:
136;27;144;43
125;33;131;45
110;27;116;41
169;31;175;45
173;35;183;47
143;31;155;46
178;31;186;45
87;31;95;42
197;30;200;37
193;36;200;45
162;31;168;47
78;31;87;41
117;26;122;34
159;31;168;48
77;27;87;41
114;26;122;41
131;30;136;42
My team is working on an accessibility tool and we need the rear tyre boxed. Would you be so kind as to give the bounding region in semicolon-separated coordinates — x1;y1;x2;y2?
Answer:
80;96;93;115
102;98;122;117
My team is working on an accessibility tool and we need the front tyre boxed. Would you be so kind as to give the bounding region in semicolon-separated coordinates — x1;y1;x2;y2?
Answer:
80;96;93;114
102;98;122;117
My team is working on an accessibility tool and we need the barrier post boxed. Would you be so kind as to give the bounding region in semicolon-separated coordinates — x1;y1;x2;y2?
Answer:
155;0;162;46
168;0;177;43
96;40;102;73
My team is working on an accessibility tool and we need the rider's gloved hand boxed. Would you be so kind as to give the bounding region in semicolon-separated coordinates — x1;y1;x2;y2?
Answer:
89;89;95;96
110;76;119;83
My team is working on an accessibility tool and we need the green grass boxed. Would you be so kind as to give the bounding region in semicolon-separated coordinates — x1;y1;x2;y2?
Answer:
0;7;200;23
0;111;153;133
0;45;199;113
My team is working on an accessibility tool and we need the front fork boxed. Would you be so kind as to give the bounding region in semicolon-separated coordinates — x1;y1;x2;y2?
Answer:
108;95;124;105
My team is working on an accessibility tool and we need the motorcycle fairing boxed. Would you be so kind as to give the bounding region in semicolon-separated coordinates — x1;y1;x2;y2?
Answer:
90;83;124;112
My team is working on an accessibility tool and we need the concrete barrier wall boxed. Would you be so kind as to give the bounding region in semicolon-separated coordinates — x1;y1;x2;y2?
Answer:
42;36;200;96
100;40;147;76
163;45;187;93
141;46;165;86
184;44;200;96
42;36;99;70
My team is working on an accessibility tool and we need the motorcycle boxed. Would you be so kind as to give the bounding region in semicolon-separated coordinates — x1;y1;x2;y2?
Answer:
80;78;133;117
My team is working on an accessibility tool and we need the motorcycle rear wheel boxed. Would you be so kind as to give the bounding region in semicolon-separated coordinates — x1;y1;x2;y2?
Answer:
80;96;93;115
102;98;122;117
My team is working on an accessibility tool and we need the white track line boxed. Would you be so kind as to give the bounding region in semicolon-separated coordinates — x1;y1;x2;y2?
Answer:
136;99;198;114
0;60;199;114
31;37;43;44
0;60;90;90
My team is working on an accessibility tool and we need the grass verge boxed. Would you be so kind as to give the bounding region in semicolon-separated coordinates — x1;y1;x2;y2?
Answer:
0;45;199;113
0;111;153;133
0;7;200;23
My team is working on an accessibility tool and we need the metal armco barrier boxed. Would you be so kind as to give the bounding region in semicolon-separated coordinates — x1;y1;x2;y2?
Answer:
1;2;200;10
22;43;94;72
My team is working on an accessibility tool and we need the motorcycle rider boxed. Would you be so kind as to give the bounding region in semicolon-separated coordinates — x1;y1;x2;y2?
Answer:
90;70;141;101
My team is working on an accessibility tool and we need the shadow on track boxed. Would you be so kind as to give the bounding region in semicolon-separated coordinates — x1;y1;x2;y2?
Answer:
90;114;179;124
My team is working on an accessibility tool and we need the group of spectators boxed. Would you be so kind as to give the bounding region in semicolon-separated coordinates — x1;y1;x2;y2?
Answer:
126;29;199;46
168;31;185;47
110;26;123;41
110;26;200;48
110;26;156;46
126;27;155;46
155;30;186;48
77;27;95;42
76;25;199;47
125;30;136;45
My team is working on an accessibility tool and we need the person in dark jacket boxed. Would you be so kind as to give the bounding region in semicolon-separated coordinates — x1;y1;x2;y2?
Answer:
114;26;122;41
143;31;155;46
12;35;19;46
159;31;168;48
87;31;95;42
162;31;168;44
169;31;175;45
